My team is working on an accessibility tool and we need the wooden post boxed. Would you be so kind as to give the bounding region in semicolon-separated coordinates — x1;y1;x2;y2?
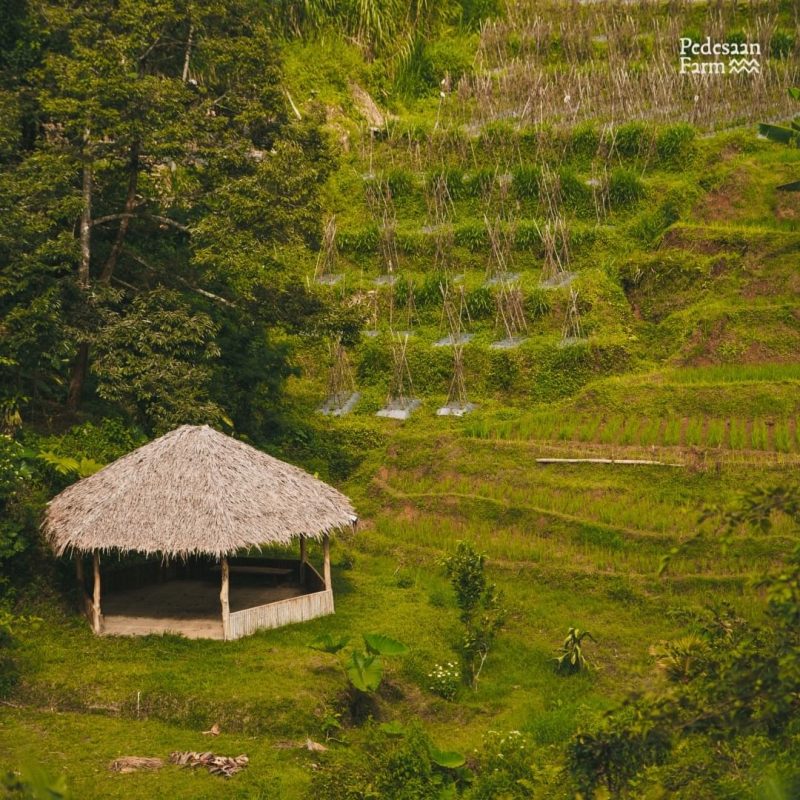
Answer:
220;556;230;641
92;551;102;634
75;553;85;591
323;534;331;591
299;535;306;584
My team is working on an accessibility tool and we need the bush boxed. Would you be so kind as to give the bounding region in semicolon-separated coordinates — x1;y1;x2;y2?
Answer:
525;287;551;319
464;168;494;198
608;168;645;207
428;661;460;700
656;124;696;169
43;418;146;464
337;225;379;254
512;165;541;199
466;285;494;319
466;730;538;800
569;122;600;163
454;222;488;252
611;121;651;160
770;30;795;58
387;168;415;197
558;168;593;214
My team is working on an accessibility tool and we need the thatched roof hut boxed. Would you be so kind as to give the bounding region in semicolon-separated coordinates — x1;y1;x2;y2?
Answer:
45;424;356;558
44;425;357;640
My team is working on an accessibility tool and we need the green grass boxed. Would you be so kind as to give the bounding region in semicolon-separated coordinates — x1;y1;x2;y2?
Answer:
5;428;796;799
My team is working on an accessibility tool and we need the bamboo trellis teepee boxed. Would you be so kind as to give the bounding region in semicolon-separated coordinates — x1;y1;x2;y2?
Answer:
376;184;399;285
315;215;342;285
376;333;420;419
435;281;472;347
425;173;455;276
437;343;476;417
491;279;528;349
319;336;360;416
484;214;518;285
536;215;573;288
561;288;585;345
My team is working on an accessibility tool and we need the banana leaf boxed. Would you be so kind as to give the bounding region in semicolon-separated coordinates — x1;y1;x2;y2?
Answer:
428;745;466;769
346;651;383;692
363;632;409;656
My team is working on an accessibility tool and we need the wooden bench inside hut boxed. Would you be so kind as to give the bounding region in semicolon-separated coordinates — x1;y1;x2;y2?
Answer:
44;425;356;641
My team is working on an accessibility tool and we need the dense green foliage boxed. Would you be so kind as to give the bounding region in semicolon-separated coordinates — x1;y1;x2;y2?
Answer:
0;0;332;436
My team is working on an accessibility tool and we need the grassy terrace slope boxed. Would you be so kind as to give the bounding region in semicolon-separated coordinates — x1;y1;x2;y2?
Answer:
2;426;796;798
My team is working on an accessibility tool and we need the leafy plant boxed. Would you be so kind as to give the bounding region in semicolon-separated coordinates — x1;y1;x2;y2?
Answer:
555;627;596;675
36;452;105;479
428;661;460;700
443;541;506;688
309;631;408;694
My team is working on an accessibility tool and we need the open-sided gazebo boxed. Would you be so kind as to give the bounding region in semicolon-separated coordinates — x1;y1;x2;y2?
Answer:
43;425;357;640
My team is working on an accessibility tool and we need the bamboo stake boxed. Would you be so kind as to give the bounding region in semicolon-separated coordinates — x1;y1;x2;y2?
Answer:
323;535;331;591
220;557;230;641
92;551;102;635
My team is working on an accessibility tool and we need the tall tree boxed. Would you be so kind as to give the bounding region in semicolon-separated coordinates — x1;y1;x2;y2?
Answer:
0;0;332;434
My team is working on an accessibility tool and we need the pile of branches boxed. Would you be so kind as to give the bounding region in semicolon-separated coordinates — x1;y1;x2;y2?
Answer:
170;751;249;777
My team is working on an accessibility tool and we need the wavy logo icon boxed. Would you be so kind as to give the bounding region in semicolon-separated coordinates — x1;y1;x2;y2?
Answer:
728;58;761;75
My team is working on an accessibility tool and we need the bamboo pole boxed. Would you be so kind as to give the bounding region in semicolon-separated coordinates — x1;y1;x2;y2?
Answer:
92;551;102;634
220;557;230;641
323;534;331;591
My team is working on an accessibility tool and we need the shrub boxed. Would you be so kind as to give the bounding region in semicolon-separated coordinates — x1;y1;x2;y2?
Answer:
387;168;414;197
656;124;696;169
466;730;537;799
569;122;600;163
512;165;541;199
443;541;506;688
608;168;645;207
454;222;488;251
611;121;651;159
428;661;460;700
771;30;795;58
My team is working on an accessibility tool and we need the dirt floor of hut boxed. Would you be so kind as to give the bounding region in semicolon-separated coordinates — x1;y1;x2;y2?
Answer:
100;579;307;639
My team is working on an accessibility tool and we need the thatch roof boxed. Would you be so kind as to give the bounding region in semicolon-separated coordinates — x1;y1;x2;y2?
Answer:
44;425;357;558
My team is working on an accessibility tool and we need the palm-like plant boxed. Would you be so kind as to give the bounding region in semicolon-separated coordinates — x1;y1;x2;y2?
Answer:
655;635;708;684
555;627;596;675
759;87;800;192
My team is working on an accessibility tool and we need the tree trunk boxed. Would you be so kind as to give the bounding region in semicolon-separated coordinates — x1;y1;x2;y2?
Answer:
100;140;139;284
67;137;93;412
182;24;194;82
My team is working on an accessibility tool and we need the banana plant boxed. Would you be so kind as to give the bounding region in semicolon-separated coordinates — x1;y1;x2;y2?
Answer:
555;627;596;675
309;632;408;693
759;87;800;191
